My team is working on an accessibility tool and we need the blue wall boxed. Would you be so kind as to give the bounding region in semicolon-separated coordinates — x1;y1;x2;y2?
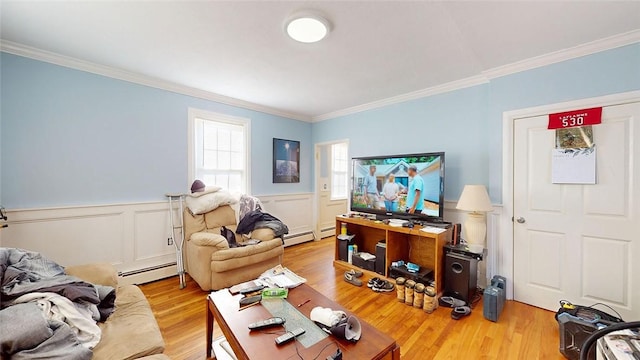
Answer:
0;53;312;208
313;43;640;202
313;85;489;202
2;43;639;208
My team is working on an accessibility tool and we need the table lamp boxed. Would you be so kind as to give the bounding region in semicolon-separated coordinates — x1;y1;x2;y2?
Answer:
456;185;493;252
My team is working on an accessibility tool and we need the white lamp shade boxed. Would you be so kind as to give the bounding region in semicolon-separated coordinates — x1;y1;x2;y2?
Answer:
456;185;493;212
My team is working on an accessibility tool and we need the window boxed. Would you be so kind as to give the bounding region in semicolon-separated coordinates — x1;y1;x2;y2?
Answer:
188;109;250;194
331;142;349;199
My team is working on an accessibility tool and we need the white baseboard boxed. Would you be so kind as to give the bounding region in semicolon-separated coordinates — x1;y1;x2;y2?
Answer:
318;226;336;239
119;264;178;286
284;232;315;247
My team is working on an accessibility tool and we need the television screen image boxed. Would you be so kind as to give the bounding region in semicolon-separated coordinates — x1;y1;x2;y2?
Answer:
351;152;445;220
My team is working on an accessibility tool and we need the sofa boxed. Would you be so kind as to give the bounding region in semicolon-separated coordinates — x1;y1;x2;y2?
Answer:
64;263;168;360
183;204;284;290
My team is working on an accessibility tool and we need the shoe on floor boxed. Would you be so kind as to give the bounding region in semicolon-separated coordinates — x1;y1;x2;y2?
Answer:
451;306;471;320
367;277;384;288
439;296;467;308
344;272;363;287
373;280;395;293
346;269;364;278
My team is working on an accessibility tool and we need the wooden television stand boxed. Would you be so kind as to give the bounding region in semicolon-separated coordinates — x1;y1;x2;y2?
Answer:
334;216;451;294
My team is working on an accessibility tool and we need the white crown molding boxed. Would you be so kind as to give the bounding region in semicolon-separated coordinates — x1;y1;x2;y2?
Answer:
0;40;312;123
312;75;489;122
3;28;639;124
312;29;640;122
481;29;640;80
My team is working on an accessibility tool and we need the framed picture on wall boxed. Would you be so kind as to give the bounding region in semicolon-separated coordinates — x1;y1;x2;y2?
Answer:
273;138;300;183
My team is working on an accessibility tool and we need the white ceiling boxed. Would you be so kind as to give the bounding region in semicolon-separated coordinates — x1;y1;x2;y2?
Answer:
1;1;639;121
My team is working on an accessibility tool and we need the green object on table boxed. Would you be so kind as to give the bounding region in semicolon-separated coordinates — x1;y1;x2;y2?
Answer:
261;288;288;299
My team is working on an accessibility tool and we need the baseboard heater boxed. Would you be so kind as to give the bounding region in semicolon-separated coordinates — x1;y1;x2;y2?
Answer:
120;262;177;277
320;226;335;233
283;231;315;241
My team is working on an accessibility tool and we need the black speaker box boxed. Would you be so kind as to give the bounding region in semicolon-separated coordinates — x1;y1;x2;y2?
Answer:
444;252;478;304
375;241;386;275
337;235;355;262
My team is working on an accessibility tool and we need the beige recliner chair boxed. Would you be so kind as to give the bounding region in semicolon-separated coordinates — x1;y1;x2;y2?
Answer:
183;205;284;291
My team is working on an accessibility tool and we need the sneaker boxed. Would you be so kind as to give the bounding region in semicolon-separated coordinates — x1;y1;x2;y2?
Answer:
367;277;383;288
344;272;363;287
439;296;467;308
373;280;395;293
451;306;471;320
346;269;364;278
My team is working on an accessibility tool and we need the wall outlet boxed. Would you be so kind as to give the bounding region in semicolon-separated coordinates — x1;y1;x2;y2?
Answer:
167;237;173;246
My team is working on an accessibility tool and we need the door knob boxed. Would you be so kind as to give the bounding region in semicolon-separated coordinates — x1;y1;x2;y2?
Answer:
516;217;526;224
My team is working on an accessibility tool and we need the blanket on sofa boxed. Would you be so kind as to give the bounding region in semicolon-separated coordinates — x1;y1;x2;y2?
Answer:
0;302;93;360
236;210;289;238
0;248;116;359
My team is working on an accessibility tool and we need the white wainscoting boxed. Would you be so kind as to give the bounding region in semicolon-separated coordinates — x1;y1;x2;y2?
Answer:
258;193;315;247
2;196;506;288
3;202;177;285
2;193;314;285
316;191;348;239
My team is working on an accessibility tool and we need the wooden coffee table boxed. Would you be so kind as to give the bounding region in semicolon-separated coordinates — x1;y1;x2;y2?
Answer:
206;283;400;359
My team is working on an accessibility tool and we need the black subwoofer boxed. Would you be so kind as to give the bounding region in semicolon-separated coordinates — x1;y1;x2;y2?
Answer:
444;252;478;304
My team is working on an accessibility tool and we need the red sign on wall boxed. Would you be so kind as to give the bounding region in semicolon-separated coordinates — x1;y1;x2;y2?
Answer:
548;107;602;129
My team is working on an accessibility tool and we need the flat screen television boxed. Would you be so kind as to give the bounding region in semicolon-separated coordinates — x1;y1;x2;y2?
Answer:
350;152;445;221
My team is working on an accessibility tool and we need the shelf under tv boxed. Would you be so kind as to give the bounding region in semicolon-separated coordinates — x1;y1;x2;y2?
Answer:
334;215;451;295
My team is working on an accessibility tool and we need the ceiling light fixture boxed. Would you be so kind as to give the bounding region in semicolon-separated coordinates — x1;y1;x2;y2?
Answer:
285;11;331;43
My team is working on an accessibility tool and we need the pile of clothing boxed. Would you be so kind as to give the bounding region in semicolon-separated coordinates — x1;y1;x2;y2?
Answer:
0;248;116;360
236;194;289;240
186;180;289;241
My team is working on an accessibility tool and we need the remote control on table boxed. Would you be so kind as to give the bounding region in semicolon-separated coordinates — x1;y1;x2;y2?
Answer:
240;285;265;295
239;295;262;307
275;328;306;346
248;317;285;330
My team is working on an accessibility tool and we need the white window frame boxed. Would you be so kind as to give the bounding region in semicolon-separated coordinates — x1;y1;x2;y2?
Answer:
187;108;251;194
330;141;349;200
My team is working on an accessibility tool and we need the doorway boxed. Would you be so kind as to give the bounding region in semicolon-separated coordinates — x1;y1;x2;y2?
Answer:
314;140;349;239
504;91;640;319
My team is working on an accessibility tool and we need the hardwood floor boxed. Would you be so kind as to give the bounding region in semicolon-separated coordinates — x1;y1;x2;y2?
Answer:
140;238;564;359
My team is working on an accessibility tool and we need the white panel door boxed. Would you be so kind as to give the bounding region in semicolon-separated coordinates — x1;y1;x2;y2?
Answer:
513;102;640;319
